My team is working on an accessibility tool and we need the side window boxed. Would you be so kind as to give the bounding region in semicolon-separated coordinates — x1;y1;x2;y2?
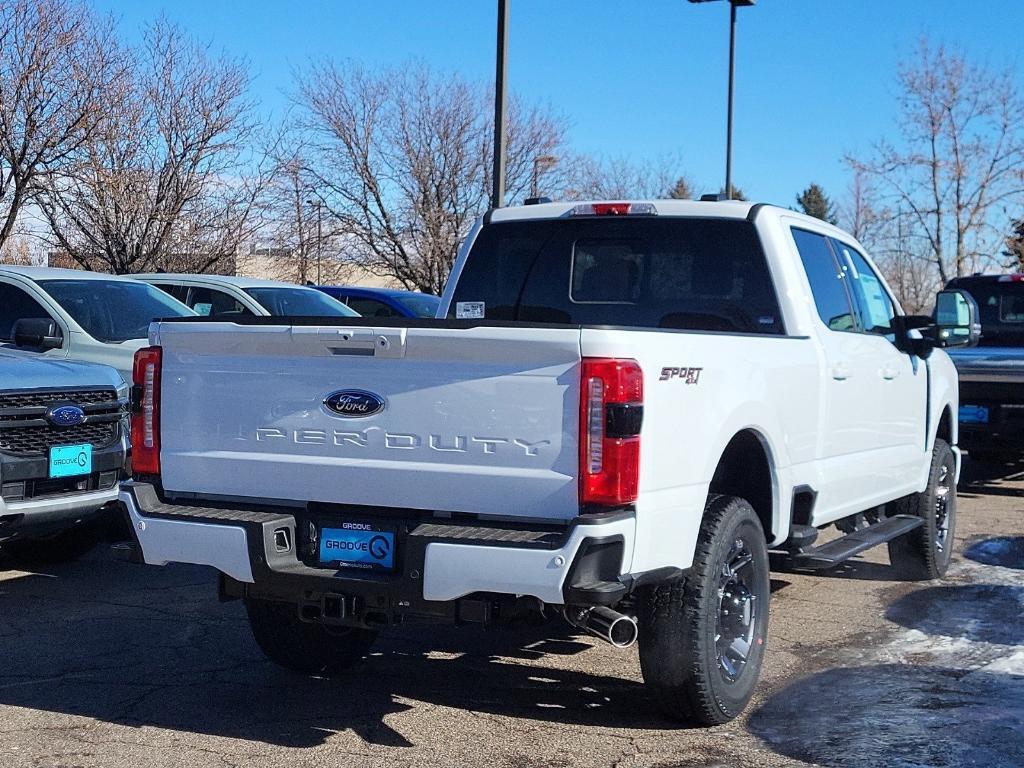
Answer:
791;228;857;332
153;283;189;302
186;287;252;317
347;297;397;317
831;240;895;336
0;282;53;341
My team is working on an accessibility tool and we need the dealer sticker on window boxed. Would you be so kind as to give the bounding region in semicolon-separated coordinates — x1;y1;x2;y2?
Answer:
456;301;485;319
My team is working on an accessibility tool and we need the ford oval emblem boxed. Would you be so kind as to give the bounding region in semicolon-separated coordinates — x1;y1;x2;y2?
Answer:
323;389;385;418
47;404;86;427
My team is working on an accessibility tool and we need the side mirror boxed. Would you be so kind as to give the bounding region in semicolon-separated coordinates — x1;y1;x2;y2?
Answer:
12;318;64;350
934;289;981;348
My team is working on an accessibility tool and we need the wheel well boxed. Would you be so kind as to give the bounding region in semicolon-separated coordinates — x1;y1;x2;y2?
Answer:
709;430;774;540
936;406;953;446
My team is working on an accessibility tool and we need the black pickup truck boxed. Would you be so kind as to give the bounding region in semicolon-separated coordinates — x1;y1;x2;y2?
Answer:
945;274;1024;460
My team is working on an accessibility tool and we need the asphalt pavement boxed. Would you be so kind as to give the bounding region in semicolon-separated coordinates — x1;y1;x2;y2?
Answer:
0;458;1021;768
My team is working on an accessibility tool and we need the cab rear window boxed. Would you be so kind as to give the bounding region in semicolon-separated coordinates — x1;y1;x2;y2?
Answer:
449;217;784;334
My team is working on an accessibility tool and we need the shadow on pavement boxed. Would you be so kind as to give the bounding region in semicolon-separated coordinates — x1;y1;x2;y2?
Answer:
959;455;1024;497
749;663;1024;768
0;552;670;750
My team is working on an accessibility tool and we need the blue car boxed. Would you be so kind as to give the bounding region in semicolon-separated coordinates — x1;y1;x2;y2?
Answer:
314;286;440;318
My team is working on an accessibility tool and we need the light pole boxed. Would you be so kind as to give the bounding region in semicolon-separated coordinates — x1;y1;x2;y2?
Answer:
492;0;509;209
687;0;755;200
305;198;323;285
531;155;558;198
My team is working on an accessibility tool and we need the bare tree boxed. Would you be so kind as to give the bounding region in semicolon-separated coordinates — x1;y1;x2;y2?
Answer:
849;40;1024;284
296;61;572;294
35;19;263;274
0;0;121;251
838;169;939;313
249;135;363;285
567;154;687;200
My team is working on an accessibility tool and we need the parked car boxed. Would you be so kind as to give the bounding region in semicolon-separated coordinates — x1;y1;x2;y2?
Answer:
315;285;440;318
119;199;975;725
0;345;128;563
943;273;1024;460
0;266;194;381
135;274;360;318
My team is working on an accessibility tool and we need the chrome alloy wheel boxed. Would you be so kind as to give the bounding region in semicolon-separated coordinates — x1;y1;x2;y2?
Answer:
716;537;758;682
934;462;952;553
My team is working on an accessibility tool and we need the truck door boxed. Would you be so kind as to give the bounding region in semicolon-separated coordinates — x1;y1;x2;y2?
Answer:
790;228;892;521
830;238;926;497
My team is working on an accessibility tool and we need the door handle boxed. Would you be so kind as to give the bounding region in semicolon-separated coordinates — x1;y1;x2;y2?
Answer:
881;366;899;380
831;364;851;381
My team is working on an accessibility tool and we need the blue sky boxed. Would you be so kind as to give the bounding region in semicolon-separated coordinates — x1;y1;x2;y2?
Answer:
93;0;1024;209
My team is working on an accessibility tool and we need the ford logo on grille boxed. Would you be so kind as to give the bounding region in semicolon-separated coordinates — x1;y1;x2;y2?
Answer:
323;390;385;418
46;404;86;427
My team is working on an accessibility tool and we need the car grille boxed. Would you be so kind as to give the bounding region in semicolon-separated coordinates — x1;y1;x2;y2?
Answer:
0;389;118;410
0;387;124;458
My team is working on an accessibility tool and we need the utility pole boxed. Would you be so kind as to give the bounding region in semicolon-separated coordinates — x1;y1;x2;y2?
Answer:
687;0;755;200
306;198;323;284
725;1;737;200
491;0;509;209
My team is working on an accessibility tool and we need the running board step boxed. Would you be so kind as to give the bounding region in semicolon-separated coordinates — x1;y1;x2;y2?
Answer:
790;515;924;569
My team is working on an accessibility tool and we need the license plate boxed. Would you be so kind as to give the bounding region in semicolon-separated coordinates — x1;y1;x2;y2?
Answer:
319;523;395;571
49;443;93;479
959;405;989;424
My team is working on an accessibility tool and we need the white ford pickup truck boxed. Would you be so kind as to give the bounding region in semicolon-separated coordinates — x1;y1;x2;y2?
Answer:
120;200;978;724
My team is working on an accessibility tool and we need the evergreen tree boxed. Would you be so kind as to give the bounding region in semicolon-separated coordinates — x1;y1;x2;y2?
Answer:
665;176;693;200
796;183;837;224
718;184;747;201
1003;217;1024;271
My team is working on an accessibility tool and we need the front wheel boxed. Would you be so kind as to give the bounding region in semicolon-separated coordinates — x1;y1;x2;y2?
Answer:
638;494;770;725
888;439;957;580
245;598;378;674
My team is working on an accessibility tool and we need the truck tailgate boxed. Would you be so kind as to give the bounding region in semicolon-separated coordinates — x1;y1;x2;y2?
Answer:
155;322;583;520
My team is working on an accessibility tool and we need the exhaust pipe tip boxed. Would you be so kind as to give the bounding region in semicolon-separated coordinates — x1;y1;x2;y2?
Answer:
603;613;639;648
567;605;638;648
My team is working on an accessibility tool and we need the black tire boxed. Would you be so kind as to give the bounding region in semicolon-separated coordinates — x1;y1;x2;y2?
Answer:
888;438;957;580
638;494;770;725
244;598;378;674
7;523;100;564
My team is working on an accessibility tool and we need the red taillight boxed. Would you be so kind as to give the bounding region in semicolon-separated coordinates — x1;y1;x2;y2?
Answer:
569;202;658;217
580;358;643;506
131;346;162;477
593;202;632;216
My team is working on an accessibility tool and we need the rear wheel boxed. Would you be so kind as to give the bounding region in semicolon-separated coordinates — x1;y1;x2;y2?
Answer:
638;494;770;725
888;439;957;580
245;598;378;674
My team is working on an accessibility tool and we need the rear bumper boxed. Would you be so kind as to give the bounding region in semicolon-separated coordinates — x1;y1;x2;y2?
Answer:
119;482;647;625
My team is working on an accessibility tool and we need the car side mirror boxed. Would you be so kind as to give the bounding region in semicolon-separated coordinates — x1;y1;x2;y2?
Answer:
933;289;981;348
12;318;64;350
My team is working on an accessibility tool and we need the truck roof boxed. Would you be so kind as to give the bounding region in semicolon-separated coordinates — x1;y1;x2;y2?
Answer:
132;273;316;290
485;199;862;246
0;265;150;282
487;199;757;223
